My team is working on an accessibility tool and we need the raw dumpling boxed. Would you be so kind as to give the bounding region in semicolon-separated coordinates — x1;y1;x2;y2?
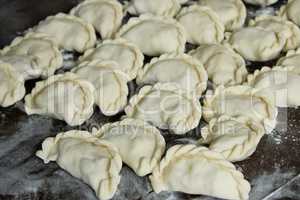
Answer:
200;115;265;162
247;66;300;107
150;144;251;200
36;130;122;200
116;14;186;56
70;0;123;39
277;48;300;73
1;32;63;78
25;73;95;126
34;13;96;52
189;44;247;87
95;118;166;176
79;39;144;81
126;0;181;17
203;85;278;132
72;60;128;116
125;83;202;135
243;0;278;6
249;16;300;51
199;0;246;31
136;53;208;97
0;55;40;80
279;0;300;26
0;62;25;107
176;5;224;45
227;26;286;62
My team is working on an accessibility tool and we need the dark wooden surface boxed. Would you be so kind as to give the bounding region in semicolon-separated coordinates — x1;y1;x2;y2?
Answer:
0;0;299;200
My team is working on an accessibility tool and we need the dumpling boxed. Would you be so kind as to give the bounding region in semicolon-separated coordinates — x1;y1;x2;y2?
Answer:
125;83;202;135
33;13;96;52
176;5;224;45
94;118;166;176
227;26;286;62
243;0;278;6
136;53;208;97
72;60;128;116
249;16;300;51
0;62;25;107
149;144;251;200
25;73;95;126
116;14;186;56
1;32;63;78
198;0;246;31
279;0;300;26
0;55;40;80
70;0;123;39
79;39;144;81
277;48;300;73
36;130;122;200
203;85;278;132
200;115;265;162
247;66;300;107
189;44;247;87
126;0;181;17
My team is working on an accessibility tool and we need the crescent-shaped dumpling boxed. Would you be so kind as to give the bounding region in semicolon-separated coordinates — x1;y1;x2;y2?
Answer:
203;85;278;132
189;44;247;87
72;60;129;116
125;83;202;135
116;14;186;56
1;32;63;78
199;0;246;31
227;26;286;62
176;5;224;45
277;48;300;73
150;144;251;200
200;115;265;162
247;66;300;107
24;73;95;126
0;61;25;107
36;130;122;200
70;0;123;39
136;53;208;97
34;13;96;52
79;39;144;81
95;118;166;176
279;0;300;26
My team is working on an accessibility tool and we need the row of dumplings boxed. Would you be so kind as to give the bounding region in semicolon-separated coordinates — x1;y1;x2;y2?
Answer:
36;118;252;200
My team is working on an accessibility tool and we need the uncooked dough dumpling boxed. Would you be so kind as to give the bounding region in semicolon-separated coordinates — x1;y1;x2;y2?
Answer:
243;0;279;6
1;32;63;78
200;115;265;162
79;39;144;81
277;48;300;73
249;15;300;51
126;0;181;17
34;13;96;52
247;66;300;107
203;85;278;132
199;0;246;31
70;0;123;39
227;26;286;62
150;144;251;200
279;0;300;26
72;60;129;116
25;73;95;126
189;44;247;86
176;5;224;45
125;83;202;135
136;53;208;97
36;130;122;200
95;118;166;176
0;62;25;107
116;14;186;56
